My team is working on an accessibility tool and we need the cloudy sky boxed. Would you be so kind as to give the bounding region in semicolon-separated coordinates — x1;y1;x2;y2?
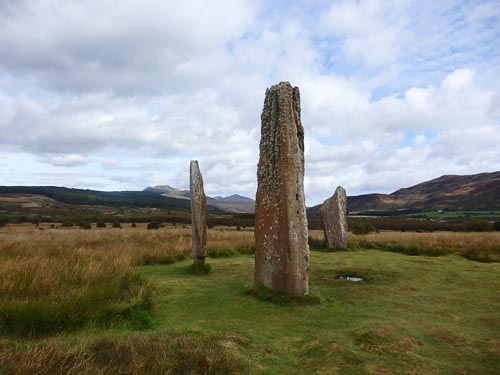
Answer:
0;0;499;205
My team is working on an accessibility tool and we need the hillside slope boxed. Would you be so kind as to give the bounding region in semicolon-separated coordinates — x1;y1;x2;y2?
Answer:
308;171;500;215
0;186;194;211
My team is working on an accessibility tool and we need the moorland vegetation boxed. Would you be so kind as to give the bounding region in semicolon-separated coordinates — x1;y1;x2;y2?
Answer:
0;224;498;374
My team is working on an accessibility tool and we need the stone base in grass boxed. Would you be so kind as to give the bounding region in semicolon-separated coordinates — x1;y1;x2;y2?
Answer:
245;285;320;306
187;263;212;276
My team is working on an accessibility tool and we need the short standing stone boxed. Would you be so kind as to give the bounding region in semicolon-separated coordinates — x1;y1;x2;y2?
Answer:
190;160;207;265
254;82;310;296
320;186;348;248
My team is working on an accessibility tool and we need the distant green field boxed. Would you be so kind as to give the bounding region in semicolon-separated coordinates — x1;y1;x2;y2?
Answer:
408;210;500;219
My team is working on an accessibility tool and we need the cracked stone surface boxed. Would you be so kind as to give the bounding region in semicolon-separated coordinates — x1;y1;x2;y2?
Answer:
190;160;207;265
254;81;310;296
320;186;348;249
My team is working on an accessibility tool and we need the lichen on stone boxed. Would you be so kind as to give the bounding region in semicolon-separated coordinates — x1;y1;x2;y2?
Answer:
320;186;348;249
190;160;207;265
254;82;310;296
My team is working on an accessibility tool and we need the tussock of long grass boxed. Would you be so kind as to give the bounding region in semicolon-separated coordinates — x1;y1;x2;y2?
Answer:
0;234;154;335
0;333;246;375
0;229;166;335
309;230;500;262
0;225;255;335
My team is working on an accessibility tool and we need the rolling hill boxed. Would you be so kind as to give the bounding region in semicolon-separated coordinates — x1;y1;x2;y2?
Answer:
0;186;194;211
308;171;500;216
2;171;497;217
0;185;251;214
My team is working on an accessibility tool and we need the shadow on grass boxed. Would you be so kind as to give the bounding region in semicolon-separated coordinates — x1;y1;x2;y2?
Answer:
139;254;186;265
460;248;499;263
187;263;212;276
245;285;321;306
308;236;349;253
208;244;256;258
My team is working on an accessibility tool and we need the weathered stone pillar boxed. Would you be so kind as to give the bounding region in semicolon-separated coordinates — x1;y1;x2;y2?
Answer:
320;186;348;248
254;82;310;296
190;160;207;265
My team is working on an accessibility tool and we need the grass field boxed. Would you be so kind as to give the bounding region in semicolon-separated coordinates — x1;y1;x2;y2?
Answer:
0;225;499;374
407;210;500;219
330;230;500;262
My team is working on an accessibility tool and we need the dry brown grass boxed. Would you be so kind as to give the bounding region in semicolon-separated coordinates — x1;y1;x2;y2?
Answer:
0;225;255;335
0;224;255;264
0;333;246;375
206;227;255;257
309;229;500;262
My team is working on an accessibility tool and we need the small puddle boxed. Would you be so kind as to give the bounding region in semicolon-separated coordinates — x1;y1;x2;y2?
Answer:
336;275;363;282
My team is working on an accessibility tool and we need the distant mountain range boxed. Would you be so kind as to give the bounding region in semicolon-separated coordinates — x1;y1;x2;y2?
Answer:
1;171;497;216
143;185;255;213
307;171;500;216
0;185;255;214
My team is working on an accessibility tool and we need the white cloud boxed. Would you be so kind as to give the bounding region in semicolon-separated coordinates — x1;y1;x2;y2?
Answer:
305;68;496;141
0;0;257;94
301;67;499;204
466;1;500;25
40;154;91;167
0;1;499;206
319;0;411;66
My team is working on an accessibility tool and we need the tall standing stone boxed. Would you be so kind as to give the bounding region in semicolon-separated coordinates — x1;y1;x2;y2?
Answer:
190;160;207;265
320;186;348;249
254;82;310;296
